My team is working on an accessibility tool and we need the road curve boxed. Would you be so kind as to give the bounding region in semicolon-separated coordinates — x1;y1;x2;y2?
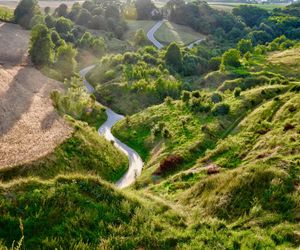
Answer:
147;20;205;49
79;66;143;189
147;20;165;49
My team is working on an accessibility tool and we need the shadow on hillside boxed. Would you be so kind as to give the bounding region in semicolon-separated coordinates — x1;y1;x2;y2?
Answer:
0;66;42;137
0;21;30;66
41;111;59;131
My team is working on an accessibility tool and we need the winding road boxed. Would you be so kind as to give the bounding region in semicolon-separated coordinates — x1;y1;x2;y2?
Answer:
147;20;205;49
78;21;204;188
79;67;143;189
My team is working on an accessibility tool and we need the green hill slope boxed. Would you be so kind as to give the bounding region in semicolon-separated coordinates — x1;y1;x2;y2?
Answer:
0;120;128;183
0;175;186;249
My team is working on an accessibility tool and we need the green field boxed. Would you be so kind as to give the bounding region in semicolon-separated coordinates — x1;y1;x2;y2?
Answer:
208;2;288;12
124;19;156;41
154;21;206;46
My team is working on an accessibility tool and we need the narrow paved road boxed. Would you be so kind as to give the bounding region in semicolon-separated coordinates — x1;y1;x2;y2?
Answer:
147;20;165;49
187;38;206;49
147;20;205;49
79;67;143;189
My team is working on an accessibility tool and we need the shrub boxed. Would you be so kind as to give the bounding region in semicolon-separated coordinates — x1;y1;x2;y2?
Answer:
154;155;183;175
234;87;241;97
134;29;148;46
164;96;173;105
221;49;241;70
103;70;116;83
181;90;191;103
211;92;223;103
241;76;269;90
209;57;222;71
237;39;253;55
14;0;40;29
212;103;230;116
165;42;182;71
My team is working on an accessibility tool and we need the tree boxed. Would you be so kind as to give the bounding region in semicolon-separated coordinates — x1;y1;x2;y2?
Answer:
232;5;269;28
56;43;77;78
14;0;40;29
44;6;50;15
92;38;106;56
221;49;241;70
55;17;73;35
76;8;92;26
29;24;54;65
45;14;56;28
237;39;253;55
134;29;148;46
165;42;182;71
29;14;44;28
135;0;157;20
55;3;68;17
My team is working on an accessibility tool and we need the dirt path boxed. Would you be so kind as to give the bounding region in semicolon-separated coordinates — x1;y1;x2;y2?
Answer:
0;21;72;169
79;67;143;188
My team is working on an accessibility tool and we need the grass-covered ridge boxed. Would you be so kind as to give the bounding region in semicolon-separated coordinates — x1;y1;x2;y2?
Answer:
0;174;299;249
0;175;186;249
0;120;128;183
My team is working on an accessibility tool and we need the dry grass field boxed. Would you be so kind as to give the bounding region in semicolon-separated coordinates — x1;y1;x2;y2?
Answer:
0;21;72;169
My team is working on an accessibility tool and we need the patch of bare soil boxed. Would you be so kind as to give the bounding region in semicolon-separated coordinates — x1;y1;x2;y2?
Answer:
0;21;72;168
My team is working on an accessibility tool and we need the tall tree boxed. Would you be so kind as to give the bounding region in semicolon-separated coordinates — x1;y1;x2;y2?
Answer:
165;42;182;71
56;43;77;78
29;24;54;65
14;0;40;29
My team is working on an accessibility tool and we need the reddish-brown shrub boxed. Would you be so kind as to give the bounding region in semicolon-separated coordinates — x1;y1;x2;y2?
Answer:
154;155;183;175
207;164;220;175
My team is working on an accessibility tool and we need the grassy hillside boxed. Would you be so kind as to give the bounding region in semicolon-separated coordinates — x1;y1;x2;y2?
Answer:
0;174;299;249
154;21;205;46
108;43;300;249
0;175;186;249
0;120;128;183
86;48;183;115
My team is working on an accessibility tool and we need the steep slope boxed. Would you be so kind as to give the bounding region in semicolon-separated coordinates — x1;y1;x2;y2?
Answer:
0;21;72;168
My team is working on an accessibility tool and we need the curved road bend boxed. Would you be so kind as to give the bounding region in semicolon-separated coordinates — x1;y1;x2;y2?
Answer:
79;67;143;189
147;20;205;49
147;20;165;49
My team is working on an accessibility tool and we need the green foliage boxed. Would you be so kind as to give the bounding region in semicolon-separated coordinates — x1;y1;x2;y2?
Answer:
29;24;54;66
209;56;222;71
212;103;230;116
0;6;14;22
165;42;182;71
134;29;149;46
135;0;161;20
14;0;40;28
221;49;241;70
0;176;185;249
55;16;73;35
232;5;270;27
237;38;253;55
56;43;77;78
234;87;241;97
29;14;44;28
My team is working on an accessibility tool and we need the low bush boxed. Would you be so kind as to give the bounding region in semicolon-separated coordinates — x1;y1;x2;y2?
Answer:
154;155;184;175
212;103;230;116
